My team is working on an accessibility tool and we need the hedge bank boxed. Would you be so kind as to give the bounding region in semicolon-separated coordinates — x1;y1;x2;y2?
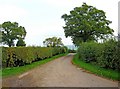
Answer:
77;40;119;70
2;46;67;68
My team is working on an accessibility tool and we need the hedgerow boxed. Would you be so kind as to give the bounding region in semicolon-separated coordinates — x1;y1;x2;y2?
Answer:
97;40;119;70
78;41;101;63
2;46;67;68
77;39;119;70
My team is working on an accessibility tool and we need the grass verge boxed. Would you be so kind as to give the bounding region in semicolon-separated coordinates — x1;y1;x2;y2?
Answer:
72;54;120;81
2;53;68;78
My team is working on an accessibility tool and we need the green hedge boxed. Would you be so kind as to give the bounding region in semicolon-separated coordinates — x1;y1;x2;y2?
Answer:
68;49;76;53
2;46;67;68
78;41;102;62
97;40;119;70
77;40;120;70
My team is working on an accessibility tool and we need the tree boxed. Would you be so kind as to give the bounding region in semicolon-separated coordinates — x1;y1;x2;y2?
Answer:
16;38;26;47
1;21;26;47
43;37;63;47
0;31;1;43
61;3;114;46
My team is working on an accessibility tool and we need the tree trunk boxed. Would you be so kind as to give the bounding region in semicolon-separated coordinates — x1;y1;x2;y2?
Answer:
8;44;11;47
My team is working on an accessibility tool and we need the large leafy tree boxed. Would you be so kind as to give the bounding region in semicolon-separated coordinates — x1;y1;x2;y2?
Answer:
1;21;26;47
61;3;114;46
43;37;63;47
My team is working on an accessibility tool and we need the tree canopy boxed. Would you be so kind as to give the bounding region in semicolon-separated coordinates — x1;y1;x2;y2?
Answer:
0;21;26;47
16;38;26;47
61;3;114;46
43;37;63;47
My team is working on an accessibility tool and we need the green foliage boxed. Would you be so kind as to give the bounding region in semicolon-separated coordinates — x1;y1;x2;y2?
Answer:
63;46;68;53
16;38;26;46
1;21;26;47
68;49;76;53
2;53;67;78
97;39;119;70
61;3;113;46
43;37;63;47
78;41;100;62
51;46;67;56
72;55;120;81
2;46;67;68
0;30;2;43
77;39;119;70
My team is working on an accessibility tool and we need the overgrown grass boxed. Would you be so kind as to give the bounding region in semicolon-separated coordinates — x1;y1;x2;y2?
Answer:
72;54;120;81
2;53;68;78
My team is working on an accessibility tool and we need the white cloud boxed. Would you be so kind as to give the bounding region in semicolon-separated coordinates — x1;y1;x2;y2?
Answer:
43;0;77;7
0;5;28;22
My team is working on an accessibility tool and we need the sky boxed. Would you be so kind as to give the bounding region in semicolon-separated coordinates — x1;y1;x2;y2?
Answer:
0;0;119;46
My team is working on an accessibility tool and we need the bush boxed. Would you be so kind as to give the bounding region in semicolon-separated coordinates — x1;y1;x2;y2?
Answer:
68;49;76;53
2;46;67;68
97;39;119;70
78;41;100;63
77;39;119;70
52;46;68;56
